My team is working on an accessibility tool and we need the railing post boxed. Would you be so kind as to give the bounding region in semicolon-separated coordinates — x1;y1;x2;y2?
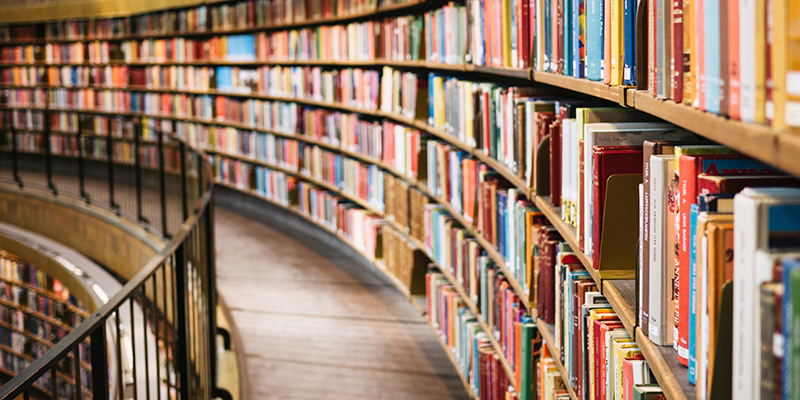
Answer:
90;322;109;400
11;126;22;188
107;118;119;213
174;244;191;400
158;128;168;237
205;199;217;391
44;110;56;195
180;141;188;221
135;121;145;223
78;117;89;203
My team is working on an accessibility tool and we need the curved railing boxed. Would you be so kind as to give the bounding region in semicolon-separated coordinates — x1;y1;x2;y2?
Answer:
0;115;216;400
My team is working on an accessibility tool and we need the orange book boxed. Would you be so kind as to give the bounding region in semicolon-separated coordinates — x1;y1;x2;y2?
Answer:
603;0;612;84
786;0;800;126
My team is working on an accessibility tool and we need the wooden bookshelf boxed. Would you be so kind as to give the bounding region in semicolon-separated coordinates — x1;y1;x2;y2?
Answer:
536;319;579;400
7;2;800;400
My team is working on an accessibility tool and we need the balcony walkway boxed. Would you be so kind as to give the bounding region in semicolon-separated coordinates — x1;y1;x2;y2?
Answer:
213;201;470;400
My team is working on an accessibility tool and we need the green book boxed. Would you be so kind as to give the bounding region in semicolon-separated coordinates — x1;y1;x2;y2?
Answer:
632;384;665;400
520;321;537;400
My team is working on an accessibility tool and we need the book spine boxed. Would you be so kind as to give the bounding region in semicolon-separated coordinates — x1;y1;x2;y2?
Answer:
603;0;613;83
671;0;683;101
759;283;777;400
739;0;756;121
649;156;674;346
705;0;721;114
586;0;604;80
688;204;699;383
728;0;741;119
623;0;636;85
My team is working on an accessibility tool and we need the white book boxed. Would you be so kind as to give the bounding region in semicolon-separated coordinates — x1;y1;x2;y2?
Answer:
582;123;692;259
568;119;580;228
733;188;800;399
739;0;756;122
648;154;675;346
639;182;645;327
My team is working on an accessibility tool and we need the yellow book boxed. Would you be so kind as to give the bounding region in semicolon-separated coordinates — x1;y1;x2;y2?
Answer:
536;0;546;71
502;0;512;67
609;0;624;85
755;0;767;123
770;0;787;127
605;334;632;400
785;0;800;126
612;340;641;400
684;0;696;104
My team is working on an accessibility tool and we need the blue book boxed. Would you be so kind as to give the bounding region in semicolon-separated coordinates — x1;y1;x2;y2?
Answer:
510;0;517;66
585;0;604;80
704;0;721;113
428;73;436;127
783;257;800;400
224;34;255;61
573;0;586;77
216;67;233;92
564;0;573;76
622;0;636;85
544;0;552;72
688;204;699;384
498;191;507;258
438;9;445;63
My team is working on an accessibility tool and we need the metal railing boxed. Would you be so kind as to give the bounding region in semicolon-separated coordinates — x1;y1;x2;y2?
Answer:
0;113;217;400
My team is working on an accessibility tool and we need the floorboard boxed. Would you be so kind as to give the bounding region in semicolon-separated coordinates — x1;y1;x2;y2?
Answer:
214;207;470;400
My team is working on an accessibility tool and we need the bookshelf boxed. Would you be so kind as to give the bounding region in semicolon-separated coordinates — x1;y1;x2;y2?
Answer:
0;250;92;399
2;0;799;399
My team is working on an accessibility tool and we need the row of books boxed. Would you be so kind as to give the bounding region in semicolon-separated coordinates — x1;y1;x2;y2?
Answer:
5;0;800;128
2;65;388;111
426;271;517;399
0;0;402;42
4;131;182;172
210;148;385;210
0;283;81;327
645;0;800;128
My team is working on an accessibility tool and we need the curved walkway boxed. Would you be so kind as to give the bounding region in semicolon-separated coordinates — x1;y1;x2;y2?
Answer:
214;202;470;400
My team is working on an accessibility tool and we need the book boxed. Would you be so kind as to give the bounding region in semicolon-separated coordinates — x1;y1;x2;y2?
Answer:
733;188;800;400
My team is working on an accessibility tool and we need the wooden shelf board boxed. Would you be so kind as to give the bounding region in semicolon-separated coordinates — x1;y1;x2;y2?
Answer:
602;279;637;338
632;90;800;177
532;72;628;105
466;65;533;80
635;327;695;400
536;319;579;400
532;196;597;280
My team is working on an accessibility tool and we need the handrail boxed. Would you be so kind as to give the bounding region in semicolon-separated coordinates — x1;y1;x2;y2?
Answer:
0;115;217;400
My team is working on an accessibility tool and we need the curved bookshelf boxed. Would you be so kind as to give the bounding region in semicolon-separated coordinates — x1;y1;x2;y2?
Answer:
5;1;800;399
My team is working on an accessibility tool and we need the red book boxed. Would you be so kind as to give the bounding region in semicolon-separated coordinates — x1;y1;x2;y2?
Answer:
591;146;643;268
674;155;782;365
622;355;646;400
697;174;800;195
728;0;740;119
573;280;597;394
594;319;624;400
536;227;562;323
520;0;530;67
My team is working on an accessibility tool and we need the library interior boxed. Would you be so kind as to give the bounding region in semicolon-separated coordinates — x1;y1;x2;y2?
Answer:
0;0;797;399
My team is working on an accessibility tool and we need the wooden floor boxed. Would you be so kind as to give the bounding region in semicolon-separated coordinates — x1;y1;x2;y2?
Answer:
214;207;470;400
